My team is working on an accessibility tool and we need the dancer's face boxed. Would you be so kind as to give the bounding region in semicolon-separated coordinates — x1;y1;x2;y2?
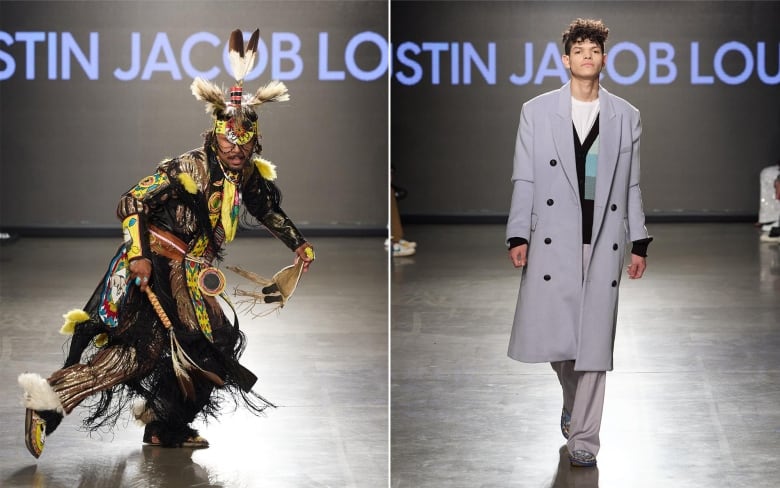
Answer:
215;133;255;171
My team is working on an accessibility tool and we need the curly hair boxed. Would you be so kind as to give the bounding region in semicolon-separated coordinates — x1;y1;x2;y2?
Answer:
562;18;609;55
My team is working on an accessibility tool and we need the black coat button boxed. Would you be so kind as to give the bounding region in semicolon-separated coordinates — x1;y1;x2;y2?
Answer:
613;243;618;250
550;159;557;166
611;280;617;287
610;204;617;211
544;274;551;281
544;237;552;244
547;199;554;206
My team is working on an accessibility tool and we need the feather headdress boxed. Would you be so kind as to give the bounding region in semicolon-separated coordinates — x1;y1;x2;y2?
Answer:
190;28;290;143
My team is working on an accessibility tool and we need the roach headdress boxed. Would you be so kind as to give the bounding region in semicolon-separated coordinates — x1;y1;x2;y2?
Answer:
190;29;290;145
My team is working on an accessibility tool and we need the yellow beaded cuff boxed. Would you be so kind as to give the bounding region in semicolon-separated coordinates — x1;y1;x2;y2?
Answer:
122;215;144;260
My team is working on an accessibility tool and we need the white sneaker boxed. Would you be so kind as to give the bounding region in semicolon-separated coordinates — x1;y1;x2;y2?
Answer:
761;227;780;243
386;238;417;249
392;241;416;257
760;233;780;243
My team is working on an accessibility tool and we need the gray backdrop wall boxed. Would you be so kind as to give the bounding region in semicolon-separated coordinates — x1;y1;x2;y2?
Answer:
0;0;388;234
391;1;780;221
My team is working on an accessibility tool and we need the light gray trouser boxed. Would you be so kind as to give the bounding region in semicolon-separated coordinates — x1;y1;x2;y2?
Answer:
550;243;606;456
551;360;606;456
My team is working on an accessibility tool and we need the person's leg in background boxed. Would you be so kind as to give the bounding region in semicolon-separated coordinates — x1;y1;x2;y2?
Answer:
390;192;416;257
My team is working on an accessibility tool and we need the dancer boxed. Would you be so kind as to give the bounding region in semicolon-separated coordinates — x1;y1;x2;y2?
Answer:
19;29;314;458
506;18;651;467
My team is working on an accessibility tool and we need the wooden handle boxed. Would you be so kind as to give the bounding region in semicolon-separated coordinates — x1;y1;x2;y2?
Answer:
144;287;172;329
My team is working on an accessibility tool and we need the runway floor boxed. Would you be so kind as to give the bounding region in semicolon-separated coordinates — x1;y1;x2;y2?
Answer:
2;224;779;487
0;235;388;488
391;223;780;488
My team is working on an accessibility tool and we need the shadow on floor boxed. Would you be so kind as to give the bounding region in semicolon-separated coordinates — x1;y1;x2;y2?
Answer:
549;445;599;488
3;446;219;488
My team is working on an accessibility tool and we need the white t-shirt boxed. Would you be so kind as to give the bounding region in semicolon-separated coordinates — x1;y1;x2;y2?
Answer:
572;97;600;143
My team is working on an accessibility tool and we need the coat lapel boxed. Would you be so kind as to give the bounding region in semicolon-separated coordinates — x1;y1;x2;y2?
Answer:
591;87;621;243
551;82;579;202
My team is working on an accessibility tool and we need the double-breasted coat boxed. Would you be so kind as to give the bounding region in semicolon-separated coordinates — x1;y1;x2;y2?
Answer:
506;82;650;371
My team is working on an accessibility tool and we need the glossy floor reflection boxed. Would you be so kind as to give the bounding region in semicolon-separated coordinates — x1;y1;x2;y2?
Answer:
391;223;780;488
0;236;388;488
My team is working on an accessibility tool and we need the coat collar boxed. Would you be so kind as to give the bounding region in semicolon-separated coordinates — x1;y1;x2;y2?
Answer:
551;82;578;198
550;81;622;244
592;85;621;243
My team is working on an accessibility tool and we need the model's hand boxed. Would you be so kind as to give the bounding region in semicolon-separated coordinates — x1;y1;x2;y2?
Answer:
509;244;528;268
294;242;315;272
627;254;646;279
129;257;153;291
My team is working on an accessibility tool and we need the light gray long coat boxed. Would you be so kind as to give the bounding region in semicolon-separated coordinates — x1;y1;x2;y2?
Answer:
506;82;650;371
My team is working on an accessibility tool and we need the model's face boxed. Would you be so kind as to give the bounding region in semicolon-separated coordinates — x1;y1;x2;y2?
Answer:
563;40;606;80
215;133;255;171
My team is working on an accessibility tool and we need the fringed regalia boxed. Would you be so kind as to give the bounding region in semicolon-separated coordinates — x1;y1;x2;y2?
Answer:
47;146;306;445
19;28;312;457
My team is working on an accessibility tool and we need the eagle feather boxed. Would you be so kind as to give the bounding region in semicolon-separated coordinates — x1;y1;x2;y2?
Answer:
228;29;260;83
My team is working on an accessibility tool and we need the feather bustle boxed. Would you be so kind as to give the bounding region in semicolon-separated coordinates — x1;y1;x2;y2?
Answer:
245;80;290;109
190;78;227;115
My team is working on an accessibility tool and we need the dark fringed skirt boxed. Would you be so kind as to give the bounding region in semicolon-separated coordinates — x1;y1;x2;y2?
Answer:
51;243;272;445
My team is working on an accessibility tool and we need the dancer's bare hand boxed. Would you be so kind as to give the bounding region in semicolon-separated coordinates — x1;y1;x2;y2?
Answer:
294;243;315;272
130;258;152;291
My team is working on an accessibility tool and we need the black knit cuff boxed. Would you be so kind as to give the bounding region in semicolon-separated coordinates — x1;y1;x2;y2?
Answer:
631;236;654;257
508;237;528;249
